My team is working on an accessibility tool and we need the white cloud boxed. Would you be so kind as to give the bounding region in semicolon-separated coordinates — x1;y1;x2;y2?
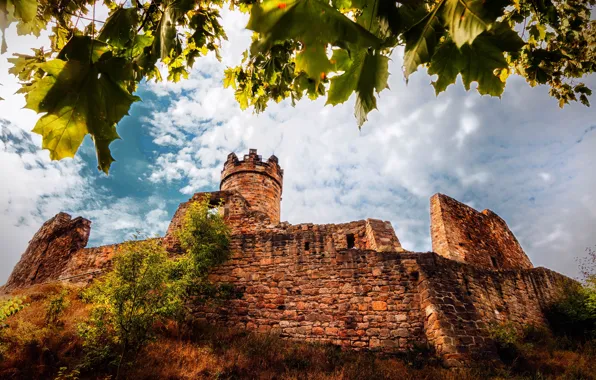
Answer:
143;9;596;278
1;7;595;284
0;120;91;281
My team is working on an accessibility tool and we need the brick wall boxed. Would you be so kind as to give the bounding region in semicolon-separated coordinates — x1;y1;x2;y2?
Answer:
430;193;533;270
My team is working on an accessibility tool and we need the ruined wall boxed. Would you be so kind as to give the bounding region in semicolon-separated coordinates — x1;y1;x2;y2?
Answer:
418;254;570;366
1;146;574;367
196;222;424;350
3;213;91;291
220;150;283;224
430;193;533;270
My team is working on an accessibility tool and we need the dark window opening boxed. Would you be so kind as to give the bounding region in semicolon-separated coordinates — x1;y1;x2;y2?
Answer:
304;242;310;251
491;256;498;268
409;271;419;281
347;234;355;249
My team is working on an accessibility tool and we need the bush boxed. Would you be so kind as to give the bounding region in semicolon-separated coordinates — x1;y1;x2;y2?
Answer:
79;197;232;373
46;289;70;326
177;195;231;280
545;282;596;341
488;321;522;363
79;239;185;370
0;296;28;328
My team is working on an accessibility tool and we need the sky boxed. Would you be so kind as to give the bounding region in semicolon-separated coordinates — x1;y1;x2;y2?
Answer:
1;8;595;284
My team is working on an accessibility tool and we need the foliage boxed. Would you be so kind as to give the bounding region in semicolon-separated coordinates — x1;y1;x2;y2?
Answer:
489;320;520;347
78;198;231;371
0;295;27;328
46;289;70;326
79;239;186;369
54;367;81;380
0;0;593;172
176;195;231;290
545;248;596;340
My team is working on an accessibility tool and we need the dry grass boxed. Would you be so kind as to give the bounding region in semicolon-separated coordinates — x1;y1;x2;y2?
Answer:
0;282;595;379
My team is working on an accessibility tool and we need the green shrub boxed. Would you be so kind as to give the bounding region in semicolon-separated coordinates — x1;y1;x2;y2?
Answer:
177;195;231;281
79;239;185;370
79;197;232;372
46;290;70;326
545;282;596;341
0;296;28;328
488;321;522;363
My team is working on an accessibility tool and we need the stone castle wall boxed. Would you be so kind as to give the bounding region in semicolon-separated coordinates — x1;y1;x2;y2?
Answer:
430;193;533;270
2;149;573;367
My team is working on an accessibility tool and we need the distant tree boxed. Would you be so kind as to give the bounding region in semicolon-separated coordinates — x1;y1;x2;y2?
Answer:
0;0;593;173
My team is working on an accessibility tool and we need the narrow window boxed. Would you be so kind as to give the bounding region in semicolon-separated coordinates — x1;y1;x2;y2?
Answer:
347;234;355;249
304;242;310;251
491;256;498;268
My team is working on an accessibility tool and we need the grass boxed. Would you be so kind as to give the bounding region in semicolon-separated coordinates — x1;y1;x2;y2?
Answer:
0;282;595;379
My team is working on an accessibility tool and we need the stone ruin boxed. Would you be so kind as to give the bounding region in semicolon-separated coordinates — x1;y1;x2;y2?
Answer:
3;149;572;366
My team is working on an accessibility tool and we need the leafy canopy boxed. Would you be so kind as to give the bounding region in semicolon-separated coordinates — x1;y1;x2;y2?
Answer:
1;0;594;172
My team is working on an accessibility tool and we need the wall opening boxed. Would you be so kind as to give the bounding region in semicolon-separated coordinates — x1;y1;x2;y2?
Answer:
304;242;310;251
346;234;355;249
491;256;498;268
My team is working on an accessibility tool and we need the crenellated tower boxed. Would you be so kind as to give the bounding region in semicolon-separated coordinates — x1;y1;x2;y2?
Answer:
220;149;284;224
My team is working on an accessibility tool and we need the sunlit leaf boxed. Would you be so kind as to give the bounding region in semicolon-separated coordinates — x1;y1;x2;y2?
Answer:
24;37;139;173
327;48;388;127
403;2;443;78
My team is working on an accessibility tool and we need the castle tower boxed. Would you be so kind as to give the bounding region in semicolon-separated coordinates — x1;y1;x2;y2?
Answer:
220;149;284;224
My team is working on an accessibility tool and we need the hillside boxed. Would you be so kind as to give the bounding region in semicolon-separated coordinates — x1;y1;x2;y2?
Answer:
1;283;595;380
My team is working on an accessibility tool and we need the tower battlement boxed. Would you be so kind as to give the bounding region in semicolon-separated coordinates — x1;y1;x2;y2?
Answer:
220;149;284;224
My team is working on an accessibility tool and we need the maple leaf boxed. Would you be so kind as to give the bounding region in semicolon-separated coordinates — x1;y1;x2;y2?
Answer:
153;0;195;60
24;37;139;173
327;48;389;127
1;0;38;53
442;0;507;47
403;1;444;79
98;7;139;49
247;0;380;82
429;23;525;96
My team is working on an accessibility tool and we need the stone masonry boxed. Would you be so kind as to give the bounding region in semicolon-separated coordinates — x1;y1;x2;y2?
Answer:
2;149;573;366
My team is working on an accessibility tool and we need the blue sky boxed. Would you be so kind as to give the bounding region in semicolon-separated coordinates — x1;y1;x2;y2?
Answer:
1;9;595;283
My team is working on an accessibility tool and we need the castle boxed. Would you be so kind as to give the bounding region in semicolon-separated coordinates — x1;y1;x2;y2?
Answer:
3;149;571;366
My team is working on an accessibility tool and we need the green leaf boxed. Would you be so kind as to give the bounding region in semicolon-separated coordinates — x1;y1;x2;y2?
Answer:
16;15;44;36
98;7;139;49
327;48;389;127
429;22;524;96
8;0;37;22
427;40;462;94
246;0;381;53
153;0;195;60
443;0;507;47
403;2;443;78
57;36;110;63
295;43;332;85
24;38;139;173
7;48;47;81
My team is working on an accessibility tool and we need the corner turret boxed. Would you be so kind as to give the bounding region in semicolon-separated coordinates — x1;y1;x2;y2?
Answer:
220;149;284;224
